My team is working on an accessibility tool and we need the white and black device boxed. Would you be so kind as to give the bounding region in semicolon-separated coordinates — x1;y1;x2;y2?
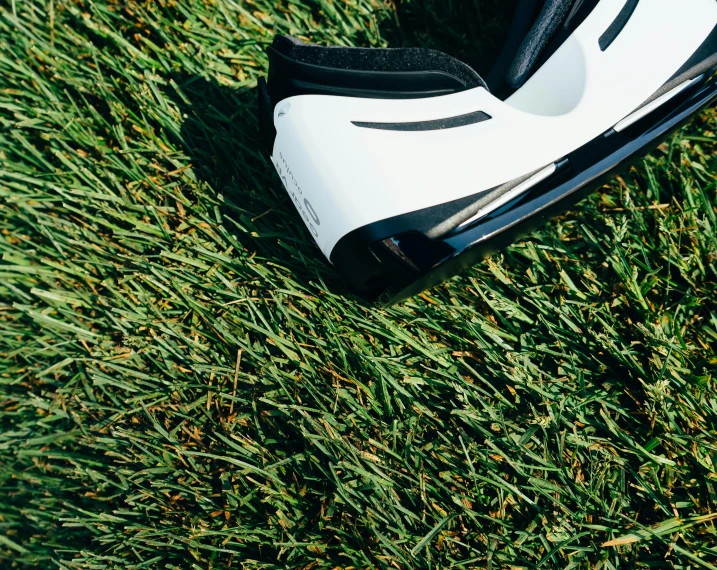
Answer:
259;0;717;302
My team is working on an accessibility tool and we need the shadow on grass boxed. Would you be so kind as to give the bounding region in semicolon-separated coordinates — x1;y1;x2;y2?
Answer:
165;73;348;296
168;75;267;196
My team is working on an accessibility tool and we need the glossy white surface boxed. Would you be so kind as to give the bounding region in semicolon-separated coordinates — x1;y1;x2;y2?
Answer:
614;75;704;132
271;0;717;258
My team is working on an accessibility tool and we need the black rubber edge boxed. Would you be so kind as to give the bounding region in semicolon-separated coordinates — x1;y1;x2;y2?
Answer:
599;0;639;51
352;111;491;132
329;75;716;303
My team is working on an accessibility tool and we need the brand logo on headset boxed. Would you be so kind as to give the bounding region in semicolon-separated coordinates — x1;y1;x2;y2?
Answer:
273;152;320;239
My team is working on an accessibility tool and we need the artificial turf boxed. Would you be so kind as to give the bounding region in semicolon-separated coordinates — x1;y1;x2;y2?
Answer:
1;0;717;568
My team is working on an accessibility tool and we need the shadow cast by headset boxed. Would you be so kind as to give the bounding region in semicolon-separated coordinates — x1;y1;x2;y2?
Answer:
167;72;344;294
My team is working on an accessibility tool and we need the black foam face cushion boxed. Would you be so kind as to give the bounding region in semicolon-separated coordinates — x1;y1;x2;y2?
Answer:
271;35;488;91
506;0;575;89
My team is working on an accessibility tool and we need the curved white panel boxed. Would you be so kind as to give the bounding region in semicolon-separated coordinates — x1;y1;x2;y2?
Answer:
271;0;717;258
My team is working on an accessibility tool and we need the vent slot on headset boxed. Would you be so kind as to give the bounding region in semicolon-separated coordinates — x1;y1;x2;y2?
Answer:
352;111;492;132
599;0;639;51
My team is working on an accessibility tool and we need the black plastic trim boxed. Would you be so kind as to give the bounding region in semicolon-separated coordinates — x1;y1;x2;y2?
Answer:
329;74;717;303
353;111;491;132
599;0;639;51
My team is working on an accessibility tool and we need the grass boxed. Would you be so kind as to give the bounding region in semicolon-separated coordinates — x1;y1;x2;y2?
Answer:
1;0;717;568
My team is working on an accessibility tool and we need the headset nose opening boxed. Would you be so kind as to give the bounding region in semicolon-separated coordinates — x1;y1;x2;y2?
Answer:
506;36;588;116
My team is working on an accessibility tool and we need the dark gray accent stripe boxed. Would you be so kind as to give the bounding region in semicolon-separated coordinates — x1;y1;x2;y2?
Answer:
599;0;639;51
352;111;491;132
426;166;551;238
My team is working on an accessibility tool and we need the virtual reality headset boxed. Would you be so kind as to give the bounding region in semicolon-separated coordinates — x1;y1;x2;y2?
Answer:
259;0;717;302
